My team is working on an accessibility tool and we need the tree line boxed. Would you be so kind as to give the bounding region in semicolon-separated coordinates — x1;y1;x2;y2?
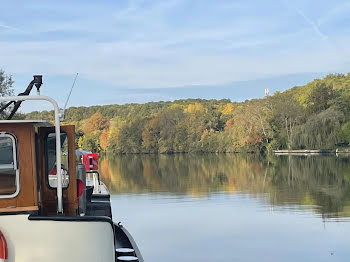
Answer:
18;72;350;153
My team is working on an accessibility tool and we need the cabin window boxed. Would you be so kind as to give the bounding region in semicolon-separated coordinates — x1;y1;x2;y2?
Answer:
45;132;69;188
0;133;20;198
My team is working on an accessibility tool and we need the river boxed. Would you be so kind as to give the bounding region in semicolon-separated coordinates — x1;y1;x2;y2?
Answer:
99;154;350;262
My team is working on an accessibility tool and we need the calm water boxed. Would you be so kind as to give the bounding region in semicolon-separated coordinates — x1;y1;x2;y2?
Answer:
99;154;350;262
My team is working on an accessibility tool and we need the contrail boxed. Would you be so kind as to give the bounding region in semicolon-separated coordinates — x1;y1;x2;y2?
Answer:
283;0;328;40
282;0;350;64
293;7;328;40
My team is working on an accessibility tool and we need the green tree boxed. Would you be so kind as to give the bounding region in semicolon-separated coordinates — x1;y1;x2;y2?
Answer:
292;108;343;149
0;70;14;119
339;121;350;145
81;131;101;152
306;82;334;115
107;128;120;153
0;70;14;97
269;93;304;149
158;107;185;153
141;114;161;153
174;122;189;152
118;119;145;153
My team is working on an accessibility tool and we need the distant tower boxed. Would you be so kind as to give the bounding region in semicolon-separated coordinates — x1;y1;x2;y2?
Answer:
264;88;270;98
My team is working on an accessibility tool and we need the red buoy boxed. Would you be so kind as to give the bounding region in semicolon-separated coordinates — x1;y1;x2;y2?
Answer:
0;230;8;262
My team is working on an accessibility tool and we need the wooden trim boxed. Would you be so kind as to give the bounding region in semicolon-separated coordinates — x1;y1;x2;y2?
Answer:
0;206;38;213
0;123;37;209
38;125;78;215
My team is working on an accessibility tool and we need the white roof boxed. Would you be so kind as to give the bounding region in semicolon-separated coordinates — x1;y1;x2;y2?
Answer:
0;120;53;127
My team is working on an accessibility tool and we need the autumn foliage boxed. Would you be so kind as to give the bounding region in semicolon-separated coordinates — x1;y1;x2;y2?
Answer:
99;130;109;151
31;72;350;153
221;103;234;115
83;112;110;135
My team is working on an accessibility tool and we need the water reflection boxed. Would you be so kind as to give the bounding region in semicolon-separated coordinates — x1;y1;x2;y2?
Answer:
100;154;350;219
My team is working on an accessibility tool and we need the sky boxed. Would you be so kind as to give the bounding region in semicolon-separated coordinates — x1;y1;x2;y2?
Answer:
0;0;350;111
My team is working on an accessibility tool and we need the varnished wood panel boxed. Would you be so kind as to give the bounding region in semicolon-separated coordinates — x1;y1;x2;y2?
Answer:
38;125;77;215
0;124;37;209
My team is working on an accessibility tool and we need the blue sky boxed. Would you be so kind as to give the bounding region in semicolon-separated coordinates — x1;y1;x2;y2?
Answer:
0;0;350;111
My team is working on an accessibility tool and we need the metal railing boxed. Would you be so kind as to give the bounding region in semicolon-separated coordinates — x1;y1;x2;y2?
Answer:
0;95;64;214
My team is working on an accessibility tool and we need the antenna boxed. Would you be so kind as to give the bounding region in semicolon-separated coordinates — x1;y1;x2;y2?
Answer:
63;73;78;111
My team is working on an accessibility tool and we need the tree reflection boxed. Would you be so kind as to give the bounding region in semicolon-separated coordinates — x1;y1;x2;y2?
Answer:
100;154;350;218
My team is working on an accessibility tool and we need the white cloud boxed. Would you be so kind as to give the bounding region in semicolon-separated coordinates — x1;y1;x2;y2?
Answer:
0;22;21;32
1;33;348;89
0;0;349;91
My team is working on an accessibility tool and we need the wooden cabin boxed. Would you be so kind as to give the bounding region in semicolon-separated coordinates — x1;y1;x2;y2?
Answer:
0;78;143;262
0;120;77;215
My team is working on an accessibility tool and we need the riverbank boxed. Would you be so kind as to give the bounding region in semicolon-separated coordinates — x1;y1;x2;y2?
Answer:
273;149;350;155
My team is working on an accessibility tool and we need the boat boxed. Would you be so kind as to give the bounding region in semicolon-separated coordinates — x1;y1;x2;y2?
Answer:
0;75;143;262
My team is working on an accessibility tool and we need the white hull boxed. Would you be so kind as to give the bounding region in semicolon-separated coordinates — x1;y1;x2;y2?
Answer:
0;215;115;262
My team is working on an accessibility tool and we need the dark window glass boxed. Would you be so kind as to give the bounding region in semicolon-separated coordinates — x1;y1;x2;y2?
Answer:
0;135;18;196
46;132;69;188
